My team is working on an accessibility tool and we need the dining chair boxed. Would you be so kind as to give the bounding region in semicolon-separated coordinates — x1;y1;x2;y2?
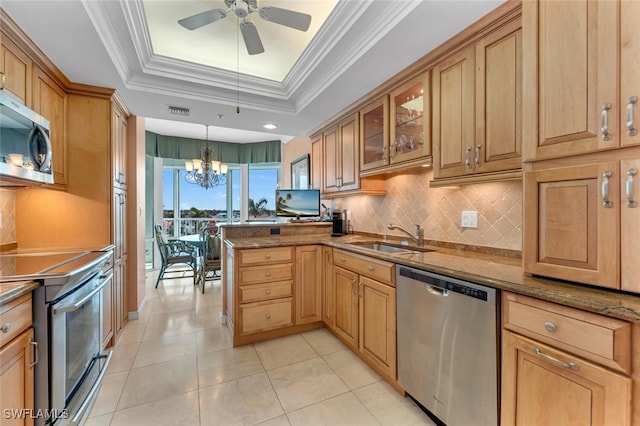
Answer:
154;223;200;288
199;225;222;293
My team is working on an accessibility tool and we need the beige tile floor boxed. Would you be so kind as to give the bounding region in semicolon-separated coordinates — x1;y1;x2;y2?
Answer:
86;271;435;426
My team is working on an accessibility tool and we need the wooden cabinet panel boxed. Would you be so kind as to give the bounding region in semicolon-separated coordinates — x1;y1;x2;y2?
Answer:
0;328;35;426
112;103;128;189
333;266;359;349
523;163;619;288
322;246;334;328
475;20;522;173
338;113;359;191
1;37;32;105
522;0;618;160
239;247;293;266
0;294;31;348
239;263;294;285
620;1;640;148
32;66;67;185
323;125;339;192
433;45;475;178
239;281;292;304
295;245;322;325
390;73;431;165
359;276;396;378
501;331;631;426
621;159;640;292
310;134;322;191
239;298;293;335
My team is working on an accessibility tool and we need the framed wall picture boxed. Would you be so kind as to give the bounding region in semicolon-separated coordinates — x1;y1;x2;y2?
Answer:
291;154;310;189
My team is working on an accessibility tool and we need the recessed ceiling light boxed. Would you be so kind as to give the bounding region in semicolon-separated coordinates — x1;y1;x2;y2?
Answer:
263;123;277;130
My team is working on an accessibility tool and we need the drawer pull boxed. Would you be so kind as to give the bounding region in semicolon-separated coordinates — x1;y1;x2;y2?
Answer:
265;313;271;319
265;254;271;259
626;168;638;208
367;266;374;272
341;257;346;263
544;322;557;332
602;171;613;208
29;339;38;369
533;347;579;371
265;272;271;277
265;289;271;295
1;323;10;333
601;102;612;141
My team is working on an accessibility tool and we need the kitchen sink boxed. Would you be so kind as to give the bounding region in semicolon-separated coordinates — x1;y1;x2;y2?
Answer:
349;241;434;255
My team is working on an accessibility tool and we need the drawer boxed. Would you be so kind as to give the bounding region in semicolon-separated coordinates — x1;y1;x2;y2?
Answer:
0;293;32;347
239;263;294;285
239;247;294;266
333;249;395;285
240;298;292;335
503;292;631;374
239;281;293;303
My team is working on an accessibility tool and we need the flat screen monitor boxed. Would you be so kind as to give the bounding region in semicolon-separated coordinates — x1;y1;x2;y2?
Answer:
276;189;320;217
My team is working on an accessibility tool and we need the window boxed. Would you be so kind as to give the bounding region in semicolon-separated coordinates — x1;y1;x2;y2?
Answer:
248;165;279;221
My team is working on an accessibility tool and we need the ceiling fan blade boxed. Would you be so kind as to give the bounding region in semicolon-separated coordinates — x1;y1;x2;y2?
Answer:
259;6;311;32
178;9;227;30
240;20;265;55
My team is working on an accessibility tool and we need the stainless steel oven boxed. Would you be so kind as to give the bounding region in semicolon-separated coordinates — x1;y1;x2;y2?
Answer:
1;249;113;425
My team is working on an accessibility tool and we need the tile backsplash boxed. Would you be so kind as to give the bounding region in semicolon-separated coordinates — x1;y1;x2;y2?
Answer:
334;169;522;251
0;189;16;245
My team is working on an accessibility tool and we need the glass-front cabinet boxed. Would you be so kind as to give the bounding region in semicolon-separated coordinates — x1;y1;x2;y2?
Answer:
360;96;389;171
390;72;431;164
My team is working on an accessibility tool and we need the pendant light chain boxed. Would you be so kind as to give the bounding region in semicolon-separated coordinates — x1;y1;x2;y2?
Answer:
236;17;240;114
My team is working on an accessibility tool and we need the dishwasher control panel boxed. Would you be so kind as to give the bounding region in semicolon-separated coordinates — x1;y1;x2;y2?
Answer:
398;266;490;302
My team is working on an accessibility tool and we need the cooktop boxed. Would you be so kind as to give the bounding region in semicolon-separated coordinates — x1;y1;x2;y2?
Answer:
0;251;110;283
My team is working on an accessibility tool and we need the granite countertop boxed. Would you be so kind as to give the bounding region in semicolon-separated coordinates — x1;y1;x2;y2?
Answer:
0;280;40;305
226;234;640;323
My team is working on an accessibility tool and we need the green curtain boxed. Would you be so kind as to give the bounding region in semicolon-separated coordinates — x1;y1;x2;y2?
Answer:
145;131;281;164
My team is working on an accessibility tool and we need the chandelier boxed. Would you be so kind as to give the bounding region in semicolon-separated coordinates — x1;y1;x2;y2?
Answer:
184;125;228;189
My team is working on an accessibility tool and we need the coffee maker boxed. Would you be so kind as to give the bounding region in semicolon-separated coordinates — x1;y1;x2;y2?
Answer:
331;209;348;236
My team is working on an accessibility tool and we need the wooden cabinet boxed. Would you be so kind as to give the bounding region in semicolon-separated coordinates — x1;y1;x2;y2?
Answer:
502;292;632;426
433;19;522;183
235;247;295;337
113;187;127;338
295;245;322;325
310;134;322;191
321;246;334;328
330;249;396;380
524;159;640;292
32;66;67;186
389;73;431;165
112;102;128;190
522;0;640;160
0;294;36;426
323;113;359;193
360;96;389;172
0;37;32;105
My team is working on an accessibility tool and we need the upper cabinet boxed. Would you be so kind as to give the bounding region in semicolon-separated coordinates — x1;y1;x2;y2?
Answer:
310;134;322;191
112;101;127;189
433;18;522;184
32;66;67;186
390;73;431;165
359;96;389;172
523;0;640;161
0;37;32;105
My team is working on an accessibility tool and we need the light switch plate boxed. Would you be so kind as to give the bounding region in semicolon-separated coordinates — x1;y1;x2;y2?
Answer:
461;210;478;228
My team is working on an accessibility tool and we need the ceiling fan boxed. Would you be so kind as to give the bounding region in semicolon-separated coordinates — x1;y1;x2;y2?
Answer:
178;0;312;55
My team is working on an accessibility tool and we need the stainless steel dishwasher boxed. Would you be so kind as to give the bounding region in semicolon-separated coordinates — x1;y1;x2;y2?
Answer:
397;265;498;426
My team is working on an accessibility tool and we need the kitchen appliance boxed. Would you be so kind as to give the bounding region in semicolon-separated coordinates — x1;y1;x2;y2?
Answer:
0;90;53;185
396;265;498;426
1;250;113;425
331;209;347;236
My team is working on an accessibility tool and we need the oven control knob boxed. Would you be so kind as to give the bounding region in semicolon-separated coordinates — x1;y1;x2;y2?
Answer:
1;323;10;333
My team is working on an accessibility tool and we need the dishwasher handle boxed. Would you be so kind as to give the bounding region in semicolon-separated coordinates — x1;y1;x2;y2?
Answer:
425;284;448;296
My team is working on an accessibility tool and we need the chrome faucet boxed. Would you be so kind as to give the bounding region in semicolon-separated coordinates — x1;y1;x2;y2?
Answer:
387;223;424;247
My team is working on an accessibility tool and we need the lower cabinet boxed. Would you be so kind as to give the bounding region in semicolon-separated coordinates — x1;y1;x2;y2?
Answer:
501;292;633;426
321;246;334;328
0;293;36;426
330;249;397;381
295;246;322;324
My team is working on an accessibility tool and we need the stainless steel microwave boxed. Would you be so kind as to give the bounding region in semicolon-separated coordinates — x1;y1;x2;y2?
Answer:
0;90;53;185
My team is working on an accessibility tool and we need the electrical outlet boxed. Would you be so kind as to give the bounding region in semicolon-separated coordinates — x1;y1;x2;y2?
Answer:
461;211;478;228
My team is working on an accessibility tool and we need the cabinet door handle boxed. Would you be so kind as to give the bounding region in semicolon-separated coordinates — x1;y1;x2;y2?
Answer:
601;103;612;141
602;171;613;208
382;146;387;161
475;145;482;167
626;168;638;208
351;278;357;296
29;339;38;369
626;96;638;136
359;281;363;298
465;146;472;169
0;72;5;90
533;347;579;371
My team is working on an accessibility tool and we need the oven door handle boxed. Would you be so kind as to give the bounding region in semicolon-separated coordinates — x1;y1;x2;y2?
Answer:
69;350;113;426
53;272;113;314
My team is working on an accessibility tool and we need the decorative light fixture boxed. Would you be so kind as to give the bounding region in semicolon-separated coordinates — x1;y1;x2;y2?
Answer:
184;125;228;189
